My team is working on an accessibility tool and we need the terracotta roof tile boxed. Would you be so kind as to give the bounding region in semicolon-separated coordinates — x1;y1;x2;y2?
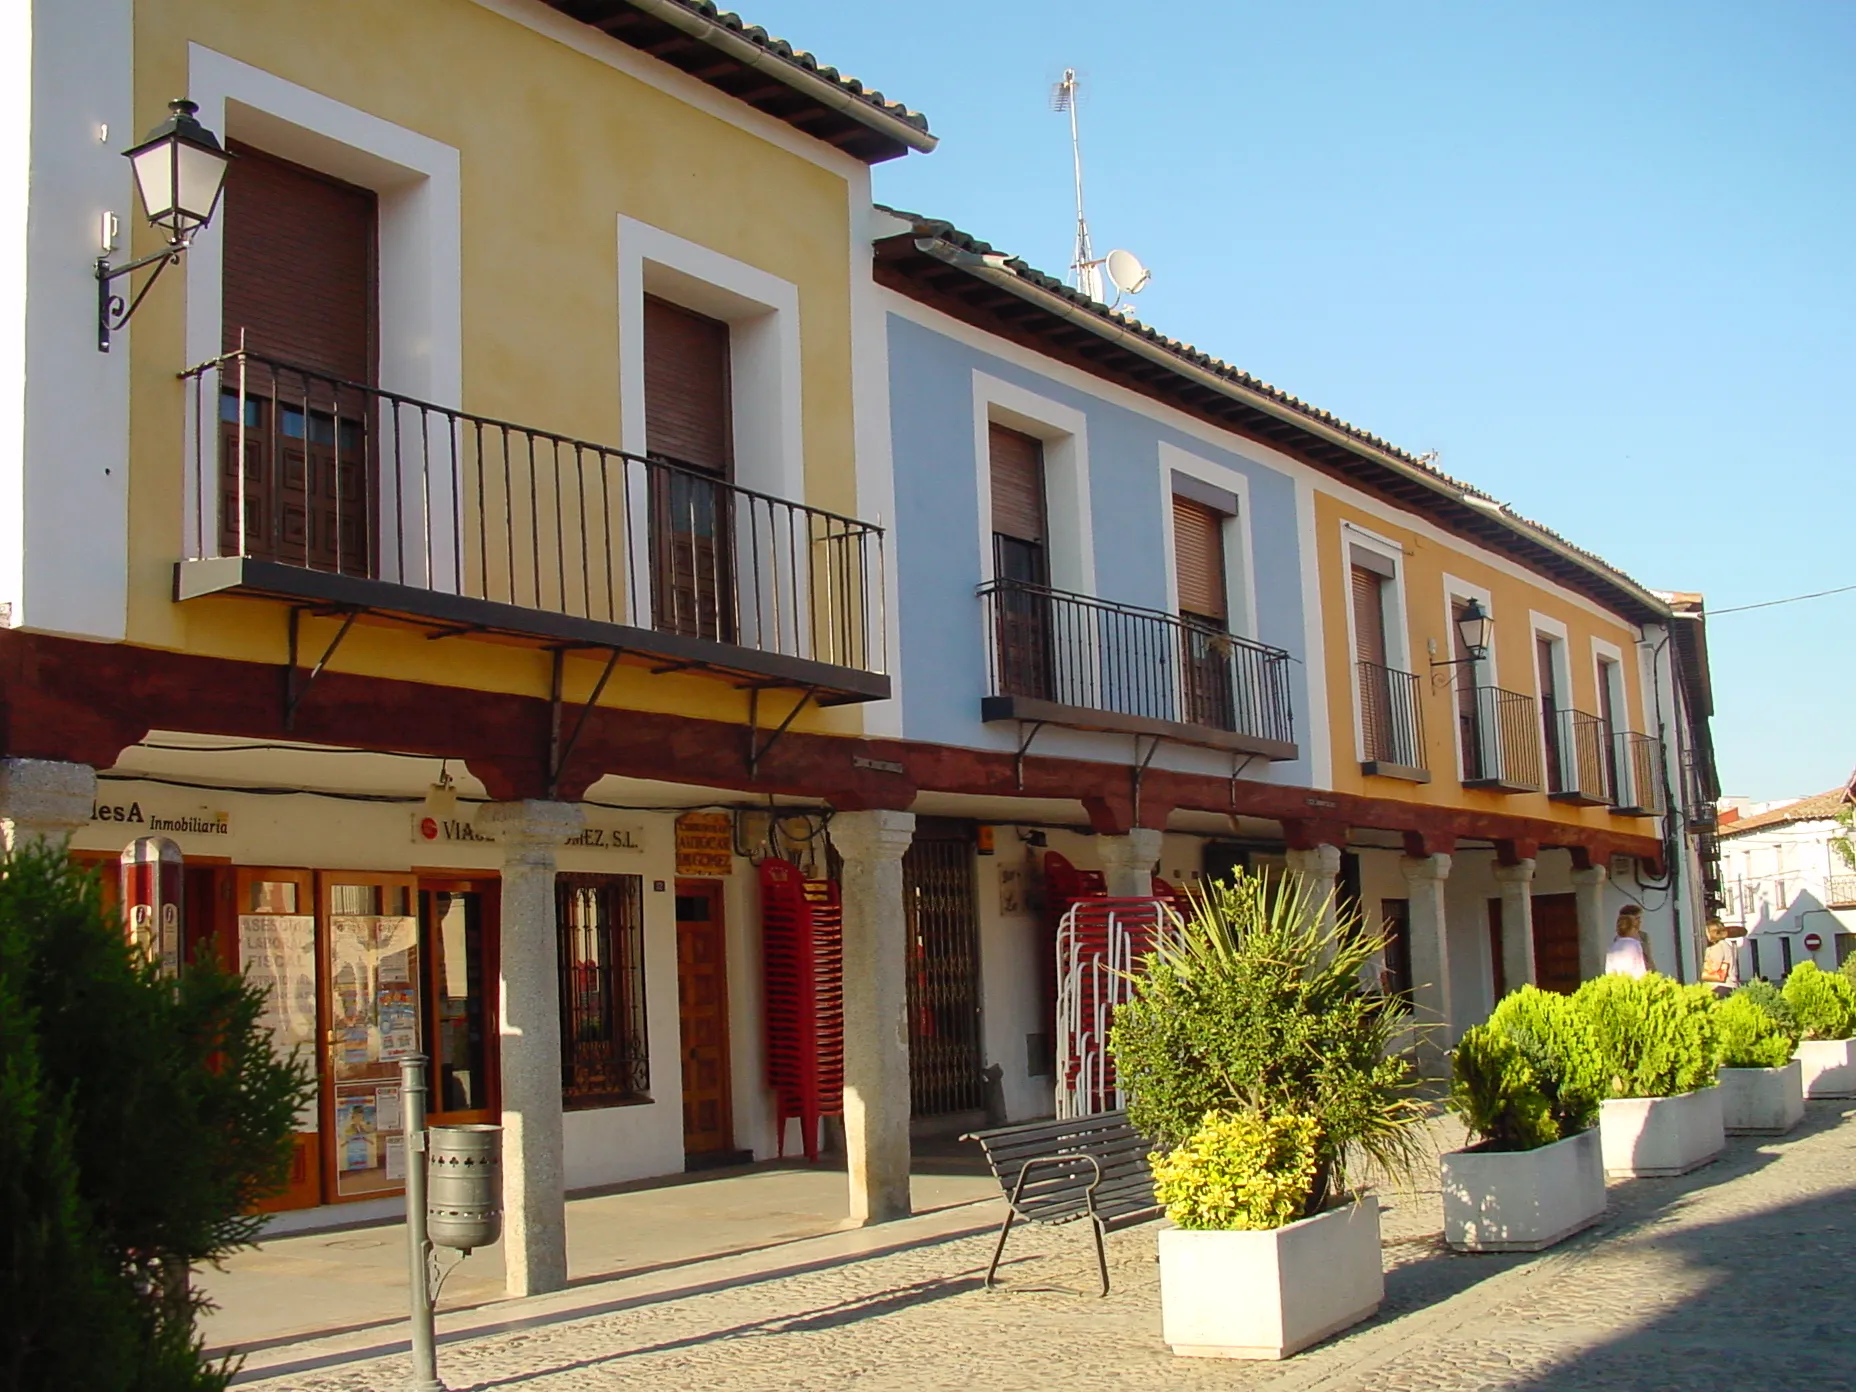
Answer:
1719;776;1856;836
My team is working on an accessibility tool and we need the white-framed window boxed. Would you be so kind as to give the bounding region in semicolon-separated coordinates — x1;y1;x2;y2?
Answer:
969;373;1094;595
1341;523;1416;770
1440;574;1495;783
1158;442;1258;641
1530;611;1572;793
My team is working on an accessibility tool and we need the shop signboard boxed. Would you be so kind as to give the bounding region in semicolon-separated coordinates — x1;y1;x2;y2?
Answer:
676;812;735;877
413;809;645;855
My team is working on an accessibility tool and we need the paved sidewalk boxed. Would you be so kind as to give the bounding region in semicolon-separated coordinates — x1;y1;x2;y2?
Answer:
230;1102;1856;1390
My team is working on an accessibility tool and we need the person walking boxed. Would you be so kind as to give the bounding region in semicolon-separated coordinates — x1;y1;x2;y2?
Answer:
1605;904;1656;978
1701;918;1741;997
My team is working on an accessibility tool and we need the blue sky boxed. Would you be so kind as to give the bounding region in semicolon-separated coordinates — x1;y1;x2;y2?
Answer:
748;1;1853;800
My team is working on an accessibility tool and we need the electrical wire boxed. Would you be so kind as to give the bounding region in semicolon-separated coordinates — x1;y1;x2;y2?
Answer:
1709;583;1856;616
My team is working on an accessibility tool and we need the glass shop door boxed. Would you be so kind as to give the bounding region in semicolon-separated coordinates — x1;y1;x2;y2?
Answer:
320;874;420;1202
419;880;499;1125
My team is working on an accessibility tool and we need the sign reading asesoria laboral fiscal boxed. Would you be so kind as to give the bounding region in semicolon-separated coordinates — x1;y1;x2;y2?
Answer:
412;810;645;854
675;811;734;877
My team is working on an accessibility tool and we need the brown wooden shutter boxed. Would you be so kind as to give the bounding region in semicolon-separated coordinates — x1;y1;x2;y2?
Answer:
1351;566;1388;668
644;296;732;475
1172;496;1227;622
988;425;1046;543
221;142;376;383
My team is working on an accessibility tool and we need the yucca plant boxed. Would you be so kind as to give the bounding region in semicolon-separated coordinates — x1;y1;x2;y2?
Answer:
1108;870;1426;1220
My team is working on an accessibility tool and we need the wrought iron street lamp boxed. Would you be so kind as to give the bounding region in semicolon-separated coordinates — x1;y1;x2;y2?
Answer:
1430;597;1492;669
96;98;232;352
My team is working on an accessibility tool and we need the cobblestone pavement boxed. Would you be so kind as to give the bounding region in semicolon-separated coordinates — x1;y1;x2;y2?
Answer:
244;1102;1856;1391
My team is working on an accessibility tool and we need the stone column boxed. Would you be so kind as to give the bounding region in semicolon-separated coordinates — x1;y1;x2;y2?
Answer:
1399;853;1453;1067
829;808;916;1225
1572;865;1609;983
0;758;97;853
1097;827;1165;898
1285;842;1343;933
1493;858;1538;994
478;798;583;1298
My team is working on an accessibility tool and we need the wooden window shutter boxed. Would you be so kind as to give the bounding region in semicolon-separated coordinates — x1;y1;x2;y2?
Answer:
644;296;732;475
1172;496;1227;622
221;142;376;383
988;425;1046;543
1351;565;1388;668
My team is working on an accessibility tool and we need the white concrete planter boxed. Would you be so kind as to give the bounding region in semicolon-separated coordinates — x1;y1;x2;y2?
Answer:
1794;1039;1856;1099
1440;1127;1604;1252
1158;1199;1382;1360
1599;1088;1724;1177
1718;1061;1805;1135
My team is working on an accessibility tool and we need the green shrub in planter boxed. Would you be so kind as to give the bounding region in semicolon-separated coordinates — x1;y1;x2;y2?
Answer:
1781;961;1856;1041
1713;992;1796;1069
1150;1110;1322;1231
1108;870;1424;1215
1450;986;1603;1150
1572;973;1720;1099
1735;979;1801;1045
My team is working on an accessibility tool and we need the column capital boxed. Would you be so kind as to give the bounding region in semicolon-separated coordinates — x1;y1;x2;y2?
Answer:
479;800;583;865
1400;852;1452;883
1493;857;1538;885
1098;826;1165;866
828;808;916;864
1284;843;1343;878
1571;864;1609;888
0;758;98;848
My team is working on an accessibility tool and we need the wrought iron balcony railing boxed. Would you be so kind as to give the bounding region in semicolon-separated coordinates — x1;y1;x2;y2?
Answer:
1550;708;1613;805
1611;731;1666;816
1825;876;1856;909
1356;660;1427;780
978;578;1295;758
1458;685;1543;793
176;352;887;701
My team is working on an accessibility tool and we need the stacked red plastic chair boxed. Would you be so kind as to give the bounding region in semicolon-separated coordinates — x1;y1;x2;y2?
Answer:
759;858;844;1161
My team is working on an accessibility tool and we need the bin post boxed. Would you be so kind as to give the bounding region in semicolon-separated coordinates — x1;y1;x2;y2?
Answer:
402;1054;442;1392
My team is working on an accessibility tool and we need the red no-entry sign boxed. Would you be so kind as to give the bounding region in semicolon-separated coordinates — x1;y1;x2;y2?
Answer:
1803;932;1823;952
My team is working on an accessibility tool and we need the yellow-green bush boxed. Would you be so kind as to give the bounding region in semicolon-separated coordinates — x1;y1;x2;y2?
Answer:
1781;961;1856;1041
1714;991;1797;1069
1573;973;1720;1099
1150;1110;1323;1231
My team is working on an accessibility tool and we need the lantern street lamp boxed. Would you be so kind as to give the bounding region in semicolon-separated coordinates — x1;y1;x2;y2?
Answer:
1430;597;1493;669
96;98;232;352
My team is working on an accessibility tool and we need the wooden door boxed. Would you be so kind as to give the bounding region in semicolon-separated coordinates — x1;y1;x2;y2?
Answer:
419;879;499;1125
1353;566;1393;760
233;868;322;1213
220;142;377;574
989;424;1053;699
675;880;734;1159
1532;893;1582;994
645;296;735;641
1174;496;1234;728
319;873;419;1203
1537;636;1564;792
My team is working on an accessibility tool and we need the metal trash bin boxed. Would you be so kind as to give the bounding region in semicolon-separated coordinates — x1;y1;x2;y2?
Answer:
426;1124;501;1253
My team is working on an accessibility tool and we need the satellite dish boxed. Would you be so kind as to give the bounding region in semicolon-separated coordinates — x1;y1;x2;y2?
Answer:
1104;248;1151;295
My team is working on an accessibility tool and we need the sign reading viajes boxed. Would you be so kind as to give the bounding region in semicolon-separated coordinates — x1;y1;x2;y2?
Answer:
412;806;644;855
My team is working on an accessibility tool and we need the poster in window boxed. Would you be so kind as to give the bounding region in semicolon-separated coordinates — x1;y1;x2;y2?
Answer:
238;914;319;1131
336;1094;377;1173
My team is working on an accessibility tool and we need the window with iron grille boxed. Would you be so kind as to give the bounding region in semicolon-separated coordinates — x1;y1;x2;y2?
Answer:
556;874;650;1108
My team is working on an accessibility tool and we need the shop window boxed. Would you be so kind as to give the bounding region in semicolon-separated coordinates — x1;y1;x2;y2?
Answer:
557;874;650;1107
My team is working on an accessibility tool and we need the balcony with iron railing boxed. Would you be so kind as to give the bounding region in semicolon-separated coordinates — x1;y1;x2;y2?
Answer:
1610;731;1666;817
1826;876;1856;909
1356;660;1427;782
174;352;888;703
1549;708;1612;806
978;579;1296;759
1457;685;1543;793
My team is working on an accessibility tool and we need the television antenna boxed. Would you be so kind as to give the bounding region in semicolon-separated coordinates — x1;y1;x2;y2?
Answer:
1051;69;1151;309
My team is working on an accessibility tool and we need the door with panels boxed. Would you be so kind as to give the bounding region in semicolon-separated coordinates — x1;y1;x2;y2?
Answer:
989;424;1054;700
645;296;735;642
220;144;377;575
1173;492;1234;729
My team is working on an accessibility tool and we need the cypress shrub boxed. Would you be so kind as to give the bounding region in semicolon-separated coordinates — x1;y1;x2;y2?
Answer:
1450;985;1603;1151
1781;961;1856;1041
1572;973;1720;1099
1735;978;1801;1044
0;844;311;1390
1713;992;1797;1070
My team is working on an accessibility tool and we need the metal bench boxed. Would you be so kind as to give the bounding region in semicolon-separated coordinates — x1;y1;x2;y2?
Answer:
962;1109;1159;1297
